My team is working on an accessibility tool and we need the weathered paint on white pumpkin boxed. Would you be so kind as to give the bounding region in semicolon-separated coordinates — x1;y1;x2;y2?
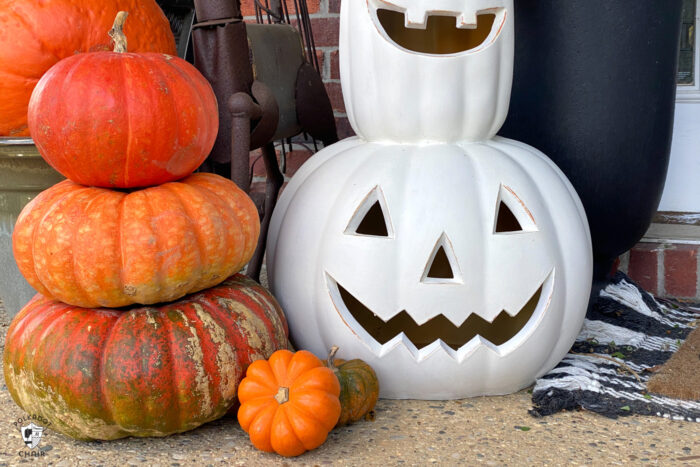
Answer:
340;0;514;143
267;138;592;399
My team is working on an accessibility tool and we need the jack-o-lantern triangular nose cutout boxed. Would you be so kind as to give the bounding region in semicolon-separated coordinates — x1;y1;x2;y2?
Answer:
346;186;393;237
427;246;453;279
422;234;461;283
495;201;522;233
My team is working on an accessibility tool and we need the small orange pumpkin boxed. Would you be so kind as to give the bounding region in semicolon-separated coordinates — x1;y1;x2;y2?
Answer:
237;349;341;457
326;346;379;426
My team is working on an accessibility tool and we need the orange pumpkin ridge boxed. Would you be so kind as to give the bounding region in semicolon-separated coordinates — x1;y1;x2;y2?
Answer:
3;274;289;440
13;173;260;308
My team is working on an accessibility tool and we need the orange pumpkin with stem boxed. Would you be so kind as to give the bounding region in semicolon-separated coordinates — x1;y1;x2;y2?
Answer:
28;12;218;188
325;346;379;427
237;349;341;457
0;0;176;137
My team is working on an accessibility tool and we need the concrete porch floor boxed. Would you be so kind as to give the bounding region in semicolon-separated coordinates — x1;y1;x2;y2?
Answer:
1;315;699;466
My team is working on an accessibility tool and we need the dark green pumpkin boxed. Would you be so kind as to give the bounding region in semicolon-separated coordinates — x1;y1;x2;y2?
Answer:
325;346;379;426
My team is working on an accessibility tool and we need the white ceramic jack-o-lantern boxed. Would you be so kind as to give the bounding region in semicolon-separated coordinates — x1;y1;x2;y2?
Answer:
266;0;592;399
267;139;592;399
340;0;514;143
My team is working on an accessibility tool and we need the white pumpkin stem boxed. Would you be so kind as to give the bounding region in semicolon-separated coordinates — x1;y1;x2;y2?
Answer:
274;386;289;404
109;11;129;53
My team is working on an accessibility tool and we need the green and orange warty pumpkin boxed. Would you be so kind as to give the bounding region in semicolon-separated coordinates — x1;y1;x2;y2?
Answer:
28;12;218;188
3;274;289;440
325;347;379;427
0;0;176;137
12;173;260;308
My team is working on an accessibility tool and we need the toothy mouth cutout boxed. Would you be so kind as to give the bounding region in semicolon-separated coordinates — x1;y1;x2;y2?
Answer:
373;7;507;55
327;270;554;360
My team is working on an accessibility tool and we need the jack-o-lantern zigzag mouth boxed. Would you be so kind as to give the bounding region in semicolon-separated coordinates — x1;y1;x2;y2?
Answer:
330;279;544;351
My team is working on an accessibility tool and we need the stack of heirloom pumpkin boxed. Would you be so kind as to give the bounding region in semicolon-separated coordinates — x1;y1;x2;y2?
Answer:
3;11;290;441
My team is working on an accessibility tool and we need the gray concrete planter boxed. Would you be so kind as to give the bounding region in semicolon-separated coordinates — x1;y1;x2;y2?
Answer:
0;138;64;318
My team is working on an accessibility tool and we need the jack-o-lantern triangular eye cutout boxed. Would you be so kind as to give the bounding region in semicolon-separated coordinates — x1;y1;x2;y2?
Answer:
495;201;522;233
345;187;393;237
357;201;388;236
494;185;537;234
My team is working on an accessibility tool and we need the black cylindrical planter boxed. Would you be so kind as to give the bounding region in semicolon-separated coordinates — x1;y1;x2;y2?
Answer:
500;1;683;290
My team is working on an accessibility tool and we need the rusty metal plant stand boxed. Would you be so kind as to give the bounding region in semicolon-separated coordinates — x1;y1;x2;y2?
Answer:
189;0;337;281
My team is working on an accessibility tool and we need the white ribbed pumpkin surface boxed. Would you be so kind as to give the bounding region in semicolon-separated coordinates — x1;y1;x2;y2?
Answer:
267;137;592;399
340;0;514;143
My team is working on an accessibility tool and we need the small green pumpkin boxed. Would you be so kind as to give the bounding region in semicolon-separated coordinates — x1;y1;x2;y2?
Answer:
325;346;379;426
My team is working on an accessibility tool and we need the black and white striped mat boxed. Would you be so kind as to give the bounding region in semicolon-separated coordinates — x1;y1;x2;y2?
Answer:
531;272;700;422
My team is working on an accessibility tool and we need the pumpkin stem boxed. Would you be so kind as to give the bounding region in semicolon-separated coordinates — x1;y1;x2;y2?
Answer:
109;11;129;53
327;346;340;369
274;386;289;404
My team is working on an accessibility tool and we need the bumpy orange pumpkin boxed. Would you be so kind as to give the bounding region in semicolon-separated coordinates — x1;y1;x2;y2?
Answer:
13;173;259;308
3;274;289;440
325;347;379;427
237;350;341;457
0;0;176;137
28;12;218;188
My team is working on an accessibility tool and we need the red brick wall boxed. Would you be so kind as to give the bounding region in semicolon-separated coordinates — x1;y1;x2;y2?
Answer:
241;0;351;138
243;0;350;194
618;243;700;301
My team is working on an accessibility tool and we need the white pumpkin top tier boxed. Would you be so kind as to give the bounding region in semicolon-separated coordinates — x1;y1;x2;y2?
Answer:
340;0;514;144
